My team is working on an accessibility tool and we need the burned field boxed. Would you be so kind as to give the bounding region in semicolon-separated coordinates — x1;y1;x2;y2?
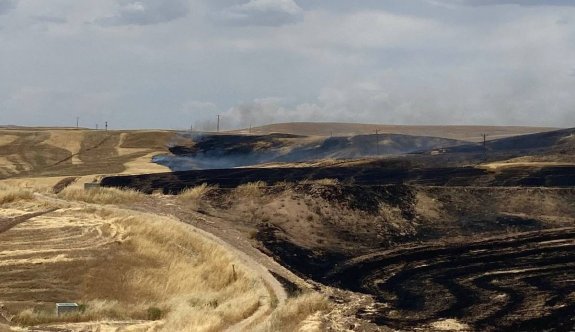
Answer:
101;164;575;193
102;161;575;331
97;128;575;331
329;227;575;331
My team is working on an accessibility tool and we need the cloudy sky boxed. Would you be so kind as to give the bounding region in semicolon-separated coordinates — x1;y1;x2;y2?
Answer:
1;0;575;130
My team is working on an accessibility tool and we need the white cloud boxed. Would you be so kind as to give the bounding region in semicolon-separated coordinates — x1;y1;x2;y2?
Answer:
1;1;575;128
219;0;303;26
2;87;117;127
97;0;189;26
430;0;575;7
0;0;16;15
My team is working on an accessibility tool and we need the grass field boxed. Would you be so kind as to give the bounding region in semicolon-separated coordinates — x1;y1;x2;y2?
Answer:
0;128;190;180
0;186;272;331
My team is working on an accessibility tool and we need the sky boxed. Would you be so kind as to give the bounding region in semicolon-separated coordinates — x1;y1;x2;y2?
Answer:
1;0;575;130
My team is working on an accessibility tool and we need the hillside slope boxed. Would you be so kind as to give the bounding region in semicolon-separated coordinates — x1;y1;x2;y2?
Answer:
422;127;575;167
0;129;191;179
238;122;557;142
156;132;466;171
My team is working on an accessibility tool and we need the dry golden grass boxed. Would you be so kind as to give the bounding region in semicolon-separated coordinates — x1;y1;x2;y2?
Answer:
2;192;269;331
178;184;218;212
0;185;33;205
14;300;129;326
0;128;191;180
300;178;339;186
57;187;145;205
94;210;267;332
258;292;330;332
2;184;335;331
234;181;267;200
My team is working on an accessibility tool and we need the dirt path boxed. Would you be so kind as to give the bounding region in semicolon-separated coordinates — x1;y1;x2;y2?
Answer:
129;200;298;331
32;194;289;332
161;208;289;331
0;209;58;234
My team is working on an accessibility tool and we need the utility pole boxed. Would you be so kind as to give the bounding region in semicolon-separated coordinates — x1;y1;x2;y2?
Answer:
482;133;487;160
76;117;79;129
375;129;380;155
96;124;98;130
217;115;220;133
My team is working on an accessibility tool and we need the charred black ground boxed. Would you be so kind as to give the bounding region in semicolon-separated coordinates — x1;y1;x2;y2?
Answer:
101;164;575;194
102;127;575;332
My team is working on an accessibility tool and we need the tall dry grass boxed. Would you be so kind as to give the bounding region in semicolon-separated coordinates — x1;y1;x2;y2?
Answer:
110;211;268;331
299;178;339;186
234;181;267;199
57;187;144;205
13;300;131;326
8;206;269;331
0;184;34;205
178;183;217;211
258;292;330;332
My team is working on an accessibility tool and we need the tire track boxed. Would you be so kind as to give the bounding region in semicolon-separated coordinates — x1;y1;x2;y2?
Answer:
0;209;58;234
328;227;575;331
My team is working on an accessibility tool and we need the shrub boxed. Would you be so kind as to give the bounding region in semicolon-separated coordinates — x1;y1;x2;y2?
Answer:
178;183;217;202
0;185;34;205
234;181;266;200
147;307;163;320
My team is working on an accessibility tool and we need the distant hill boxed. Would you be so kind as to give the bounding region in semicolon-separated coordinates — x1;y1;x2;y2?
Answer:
157;132;466;171
442;128;575;155
409;127;575;167
236;122;557;142
0;128;192;179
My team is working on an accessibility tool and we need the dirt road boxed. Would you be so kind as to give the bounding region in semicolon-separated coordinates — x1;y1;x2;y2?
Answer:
31;194;290;332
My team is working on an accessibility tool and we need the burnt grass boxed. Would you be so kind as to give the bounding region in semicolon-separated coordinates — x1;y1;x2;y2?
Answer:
102;164;575;331
101;164;575;194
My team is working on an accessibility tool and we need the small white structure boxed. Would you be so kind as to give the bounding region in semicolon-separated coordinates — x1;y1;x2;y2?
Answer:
84;183;101;190
56;303;79;316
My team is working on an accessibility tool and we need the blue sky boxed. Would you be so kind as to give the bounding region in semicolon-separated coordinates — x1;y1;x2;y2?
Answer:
1;0;574;129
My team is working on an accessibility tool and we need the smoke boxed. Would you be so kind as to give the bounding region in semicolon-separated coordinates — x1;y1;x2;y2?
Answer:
222;84;395;130
221;60;575;129
154;131;464;171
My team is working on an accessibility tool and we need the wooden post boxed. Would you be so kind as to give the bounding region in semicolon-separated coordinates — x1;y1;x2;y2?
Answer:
375;129;380;155
232;264;237;282
483;133;487;160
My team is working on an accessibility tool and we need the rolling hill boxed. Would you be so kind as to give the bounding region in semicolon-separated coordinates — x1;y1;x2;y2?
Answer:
237;122;557;142
0;128;192;180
